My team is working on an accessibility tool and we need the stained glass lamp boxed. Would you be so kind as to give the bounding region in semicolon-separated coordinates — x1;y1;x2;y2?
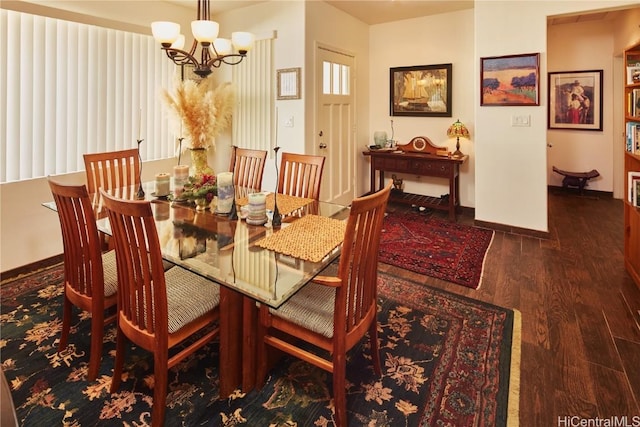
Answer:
446;119;470;158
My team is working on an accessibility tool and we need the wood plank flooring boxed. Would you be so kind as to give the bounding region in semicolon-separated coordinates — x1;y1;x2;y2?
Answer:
381;190;640;425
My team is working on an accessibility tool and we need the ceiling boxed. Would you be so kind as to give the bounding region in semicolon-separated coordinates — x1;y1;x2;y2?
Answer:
165;1;630;26
164;0;473;25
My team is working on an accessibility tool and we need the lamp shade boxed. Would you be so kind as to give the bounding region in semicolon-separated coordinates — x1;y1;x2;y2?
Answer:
212;38;232;56
191;20;219;43
447;119;470;139
151;21;180;45
232;32;255;52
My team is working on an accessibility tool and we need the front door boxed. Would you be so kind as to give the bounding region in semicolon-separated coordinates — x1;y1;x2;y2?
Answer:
315;46;355;205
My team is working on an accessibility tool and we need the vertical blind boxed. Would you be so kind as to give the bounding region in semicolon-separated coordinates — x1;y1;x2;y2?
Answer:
0;9;175;183
232;34;275;155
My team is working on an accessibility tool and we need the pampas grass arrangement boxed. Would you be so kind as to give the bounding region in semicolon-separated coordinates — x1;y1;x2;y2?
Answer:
163;77;235;151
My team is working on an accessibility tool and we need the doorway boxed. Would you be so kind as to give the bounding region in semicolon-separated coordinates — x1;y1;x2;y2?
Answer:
315;45;356;205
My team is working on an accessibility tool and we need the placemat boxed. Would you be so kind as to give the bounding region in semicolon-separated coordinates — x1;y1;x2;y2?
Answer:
254;215;346;262
236;193;313;216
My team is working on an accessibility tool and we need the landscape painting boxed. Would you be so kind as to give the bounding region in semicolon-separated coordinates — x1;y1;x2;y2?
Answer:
481;53;540;106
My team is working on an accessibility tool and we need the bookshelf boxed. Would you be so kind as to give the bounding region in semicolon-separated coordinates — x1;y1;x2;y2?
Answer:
624;41;640;289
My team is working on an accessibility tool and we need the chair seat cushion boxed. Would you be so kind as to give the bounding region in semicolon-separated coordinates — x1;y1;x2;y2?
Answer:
269;282;335;338
165;267;220;334
101;250;118;298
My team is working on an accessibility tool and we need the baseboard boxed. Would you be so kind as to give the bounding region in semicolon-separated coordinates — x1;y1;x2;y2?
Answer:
547;185;613;199
1;254;63;282
473;219;550;239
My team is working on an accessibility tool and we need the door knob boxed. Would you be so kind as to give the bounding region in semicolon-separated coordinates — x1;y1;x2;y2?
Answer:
319;142;327;149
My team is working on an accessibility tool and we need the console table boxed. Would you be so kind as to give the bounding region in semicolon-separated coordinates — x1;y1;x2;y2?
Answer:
363;137;467;221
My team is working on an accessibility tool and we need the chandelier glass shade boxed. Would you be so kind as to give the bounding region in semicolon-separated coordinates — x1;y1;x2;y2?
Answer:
151;0;254;77
446;119;470;158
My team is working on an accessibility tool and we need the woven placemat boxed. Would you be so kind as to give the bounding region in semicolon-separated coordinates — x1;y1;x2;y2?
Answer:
236;193;313;216
254;215;346;262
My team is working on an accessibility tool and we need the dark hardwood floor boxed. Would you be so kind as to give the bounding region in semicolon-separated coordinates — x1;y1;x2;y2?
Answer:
381;189;640;425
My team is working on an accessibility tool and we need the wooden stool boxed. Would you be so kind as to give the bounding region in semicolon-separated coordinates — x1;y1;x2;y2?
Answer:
552;166;600;194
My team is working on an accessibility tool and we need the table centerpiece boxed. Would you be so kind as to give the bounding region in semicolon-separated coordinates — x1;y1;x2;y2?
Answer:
181;174;217;211
163;77;235;177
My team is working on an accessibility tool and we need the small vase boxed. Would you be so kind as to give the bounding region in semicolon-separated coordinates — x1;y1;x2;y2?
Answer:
195;198;209;211
190;148;214;177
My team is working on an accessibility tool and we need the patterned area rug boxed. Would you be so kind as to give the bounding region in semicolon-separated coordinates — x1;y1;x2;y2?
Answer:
1;264;519;426
379;211;495;289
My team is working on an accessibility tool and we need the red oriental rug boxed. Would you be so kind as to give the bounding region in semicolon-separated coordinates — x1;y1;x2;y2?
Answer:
379;211;495;289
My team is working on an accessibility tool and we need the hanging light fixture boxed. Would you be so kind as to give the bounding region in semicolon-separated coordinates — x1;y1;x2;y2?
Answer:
151;0;255;78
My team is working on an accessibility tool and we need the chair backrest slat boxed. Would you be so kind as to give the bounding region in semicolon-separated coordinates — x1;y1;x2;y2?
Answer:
336;184;391;335
277;152;325;200
229;146;267;191
48;178;104;300
100;190;169;339
84;148;140;194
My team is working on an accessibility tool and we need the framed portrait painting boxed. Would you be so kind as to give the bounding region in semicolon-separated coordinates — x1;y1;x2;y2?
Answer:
548;70;603;131
480;53;540;106
390;64;452;117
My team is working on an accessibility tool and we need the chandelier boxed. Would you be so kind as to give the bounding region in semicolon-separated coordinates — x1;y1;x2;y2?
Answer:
151;0;254;78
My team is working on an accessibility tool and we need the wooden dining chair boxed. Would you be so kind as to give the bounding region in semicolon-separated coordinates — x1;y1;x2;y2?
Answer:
256;183;392;427
83;148;140;194
277;152;325;200
229;145;267;191
100;189;221;427
47;177;118;381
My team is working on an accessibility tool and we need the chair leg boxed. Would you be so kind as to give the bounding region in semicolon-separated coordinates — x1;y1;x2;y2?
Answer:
58;294;72;351
110;327;126;393
369;321;382;376
332;353;348;427
87;311;104;381
152;351;168;427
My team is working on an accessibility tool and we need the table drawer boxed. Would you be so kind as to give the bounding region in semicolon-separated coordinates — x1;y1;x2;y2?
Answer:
415;161;452;177
375;157;452;177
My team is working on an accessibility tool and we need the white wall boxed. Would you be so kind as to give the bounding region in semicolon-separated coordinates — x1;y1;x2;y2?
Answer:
213;0;306;191
474;0;638;233
369;9;475;207
305;1;370;198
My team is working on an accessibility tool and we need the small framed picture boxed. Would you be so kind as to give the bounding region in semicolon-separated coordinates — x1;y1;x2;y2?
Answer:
277;68;301;100
548;70;603;131
390;63;452;117
480;53;540;106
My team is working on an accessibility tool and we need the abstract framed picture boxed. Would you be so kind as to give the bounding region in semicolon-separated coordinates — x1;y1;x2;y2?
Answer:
276;67;301;100
548;70;603;131
390;63;452;117
480;53;540;106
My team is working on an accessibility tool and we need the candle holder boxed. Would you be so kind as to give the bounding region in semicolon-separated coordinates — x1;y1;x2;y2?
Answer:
272;146;282;227
136;138;145;199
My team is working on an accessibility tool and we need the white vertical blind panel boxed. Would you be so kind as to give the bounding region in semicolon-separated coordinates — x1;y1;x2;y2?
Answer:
44;18;58;175
19;12;34;180
233;36;273;153
1;9;175;183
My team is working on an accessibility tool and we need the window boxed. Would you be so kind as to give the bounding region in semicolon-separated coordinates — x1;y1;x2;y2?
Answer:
322;60;350;96
0;9;174;183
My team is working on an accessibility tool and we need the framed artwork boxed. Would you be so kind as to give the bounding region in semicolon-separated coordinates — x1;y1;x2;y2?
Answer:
390;64;452;117
548;70;603;131
276;68;301;100
480;53;540;106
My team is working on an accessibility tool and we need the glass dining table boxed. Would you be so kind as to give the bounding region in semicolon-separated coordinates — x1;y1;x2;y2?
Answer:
45;181;349;397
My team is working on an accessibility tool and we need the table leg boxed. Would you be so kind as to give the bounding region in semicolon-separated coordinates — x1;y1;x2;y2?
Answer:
219;286;243;398
449;172;456;221
242;297;257;391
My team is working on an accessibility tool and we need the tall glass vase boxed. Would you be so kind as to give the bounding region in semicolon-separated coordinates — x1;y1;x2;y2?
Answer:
189;148;214;177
